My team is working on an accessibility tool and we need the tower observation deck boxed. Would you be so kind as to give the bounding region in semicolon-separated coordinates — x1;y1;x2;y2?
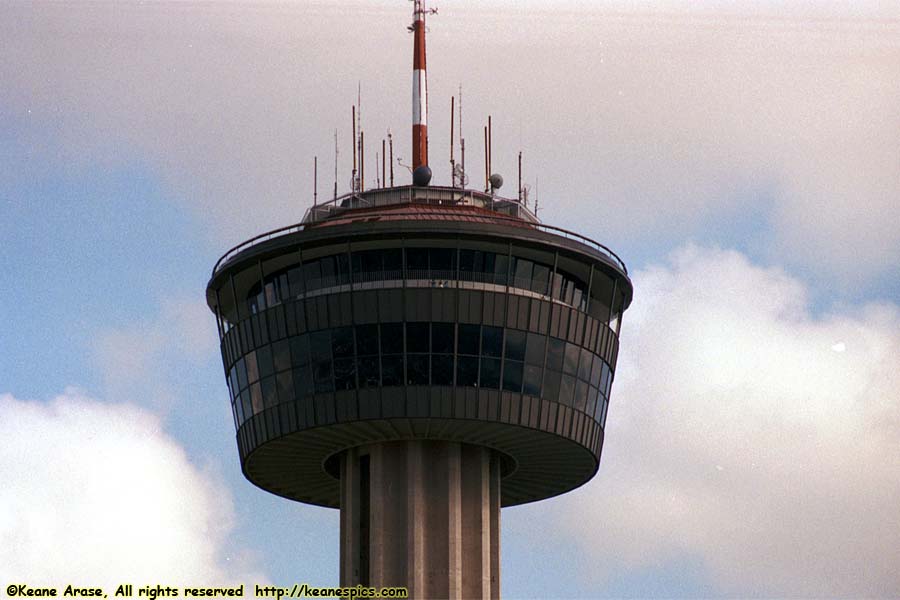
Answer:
205;3;632;597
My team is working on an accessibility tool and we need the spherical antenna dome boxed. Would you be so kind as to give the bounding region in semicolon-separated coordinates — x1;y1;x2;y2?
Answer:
413;165;433;186
489;173;504;190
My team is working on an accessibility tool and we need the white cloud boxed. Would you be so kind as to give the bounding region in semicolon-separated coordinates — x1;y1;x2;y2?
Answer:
0;388;264;588
549;245;900;597
2;2;897;285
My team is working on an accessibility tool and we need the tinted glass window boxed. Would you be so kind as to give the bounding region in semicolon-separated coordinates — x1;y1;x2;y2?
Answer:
459;249;475;274
383;249;403;274
502;360;523;392
432;355;454;386
246;351;259;384
310;331;332;361
272;340;291;373
560;374;576;406
482;326;503;357
356;325;379;356
564;343;580;375
547;337;565;371
579;349;593;381
457;356;479;386
313;359;333;393
261;376;277;408
334;358;357;390
525;333;545;366
336;253;351;284
505;329;526;362
291;335;310;367
494;255;509;285
480;357;501;389
320;256;336;281
361;250;382;274
429;248;454;273
531;264;550;294
406;248;428;272
514;258;533;287
407;354;429;385
381;356;404;386
381;324;404;354
293;367;312;397
407;322;429;353
358;357;379;388
432;323;455;354
543;369;561;401
575;380;588;412
458;324;480;355
236;357;247;390
304;261;322;287
332;326;355;358
276;371;292;403
523;364;542;397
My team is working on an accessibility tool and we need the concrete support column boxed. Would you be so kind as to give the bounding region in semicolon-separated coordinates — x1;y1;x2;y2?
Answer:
339;440;501;599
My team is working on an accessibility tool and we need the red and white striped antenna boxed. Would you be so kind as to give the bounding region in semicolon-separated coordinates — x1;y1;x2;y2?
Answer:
411;0;437;177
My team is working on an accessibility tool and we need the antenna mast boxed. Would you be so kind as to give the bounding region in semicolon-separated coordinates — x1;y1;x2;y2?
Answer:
411;0;436;173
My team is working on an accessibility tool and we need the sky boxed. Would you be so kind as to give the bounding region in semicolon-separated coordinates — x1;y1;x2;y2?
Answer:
1;0;899;597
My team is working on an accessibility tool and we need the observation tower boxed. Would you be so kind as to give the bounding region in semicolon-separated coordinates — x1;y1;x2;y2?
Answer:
205;2;632;597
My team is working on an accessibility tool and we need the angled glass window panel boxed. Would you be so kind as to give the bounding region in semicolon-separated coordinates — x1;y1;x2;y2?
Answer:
290;335;310;368
313;359;334;393
456;356;479;387
572;287;583;311
547;337;565;371
229;367;238;396
600;361;611;395
523;364;542;397
432;354;454;386
406;248;428;275
502;359;523;393
294;366;312;397
234;396;244;427
480;357;501;389
481;326;503;357
586;386;598;419
531;263;550;295
310;330;331;360
551;272;563;301
262;376;277;409
505;329;526;362
351;252;363;278
336;253;351;285
250;382;263;415
320;256;337;286
560;374;576;406
240;391;251;425
406;322;429;353
493;254;509;286
334;357;357;391
429;248;453;275
590;354;603;388
272;340;291;373
514;258;533;290
431;323;455;354
246;351;260;385
288;266;304;297
563;278;575;305
457;324;480;355
358;357;379;388
276;371;293;403
381;355;404;386
594;388;604;420
361;250;382;274
525;332;545;366
543;369;561;402
578;348;592;381
332;326;355;358
264;281;278;308
381;323;404;354
574;380;588;413
407;354;429;385
564;343;580;375
605;367;613;398
459;249;476;275
304;261;322;291
480;252;494;280
600;396;609;428
356;324;379;356
383;248;403;277
236;357;247;391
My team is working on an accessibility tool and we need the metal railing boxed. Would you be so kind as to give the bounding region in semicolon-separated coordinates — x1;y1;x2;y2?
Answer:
212;193;627;276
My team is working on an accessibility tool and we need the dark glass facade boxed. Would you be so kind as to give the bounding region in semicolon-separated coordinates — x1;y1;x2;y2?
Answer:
226;321;613;432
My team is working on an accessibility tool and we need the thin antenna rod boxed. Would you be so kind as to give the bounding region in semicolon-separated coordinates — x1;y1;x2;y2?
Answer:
450;96;456;187
382;139;386;188
314;156;318;206
352;106;358;193
518;151;522;203
389;132;395;186
488;115;492;177
333;129;338;200
459;84;465;187
483;125;489;192
360;130;365;191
